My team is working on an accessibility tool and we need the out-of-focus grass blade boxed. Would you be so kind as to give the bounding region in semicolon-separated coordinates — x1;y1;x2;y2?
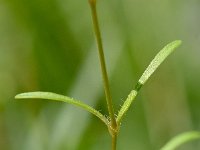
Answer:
15;92;108;125
160;131;200;150
117;40;182;124
138;40;182;86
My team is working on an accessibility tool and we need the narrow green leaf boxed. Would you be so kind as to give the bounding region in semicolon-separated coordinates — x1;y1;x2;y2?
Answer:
139;40;182;85
15;92;108;125
160;131;200;150
116;40;182;124
116;90;138;124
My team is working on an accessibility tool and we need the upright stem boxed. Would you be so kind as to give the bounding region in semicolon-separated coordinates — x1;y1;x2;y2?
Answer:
88;0;117;128
112;133;117;150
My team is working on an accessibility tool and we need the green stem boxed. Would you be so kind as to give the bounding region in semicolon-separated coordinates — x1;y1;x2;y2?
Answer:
89;0;117;128
112;133;117;150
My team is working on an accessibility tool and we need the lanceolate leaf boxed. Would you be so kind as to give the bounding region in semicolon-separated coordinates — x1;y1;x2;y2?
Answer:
116;90;138;124
160;131;200;150
138;40;182;85
15;92;108;125
117;40;182;124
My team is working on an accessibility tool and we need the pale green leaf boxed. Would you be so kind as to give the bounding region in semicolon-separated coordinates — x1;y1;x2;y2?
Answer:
15;92;108;125
160;131;200;150
139;40;182;85
116;40;182;124
116;90;138;124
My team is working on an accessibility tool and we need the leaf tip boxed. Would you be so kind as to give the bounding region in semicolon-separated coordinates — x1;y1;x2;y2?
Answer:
15;92;35;99
172;40;182;47
15;93;25;99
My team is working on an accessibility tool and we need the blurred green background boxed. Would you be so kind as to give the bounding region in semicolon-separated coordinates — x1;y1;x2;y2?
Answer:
0;0;200;149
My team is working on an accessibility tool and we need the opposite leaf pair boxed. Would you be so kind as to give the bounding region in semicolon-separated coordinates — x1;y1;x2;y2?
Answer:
15;40;200;149
15;40;181;127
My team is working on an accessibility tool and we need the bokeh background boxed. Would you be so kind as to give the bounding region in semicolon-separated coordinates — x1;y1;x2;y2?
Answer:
0;0;200;149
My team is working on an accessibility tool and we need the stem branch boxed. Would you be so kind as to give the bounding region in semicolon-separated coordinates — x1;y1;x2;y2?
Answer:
89;0;117;128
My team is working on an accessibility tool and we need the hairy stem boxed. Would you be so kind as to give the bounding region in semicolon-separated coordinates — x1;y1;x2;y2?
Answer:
89;0;117;128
